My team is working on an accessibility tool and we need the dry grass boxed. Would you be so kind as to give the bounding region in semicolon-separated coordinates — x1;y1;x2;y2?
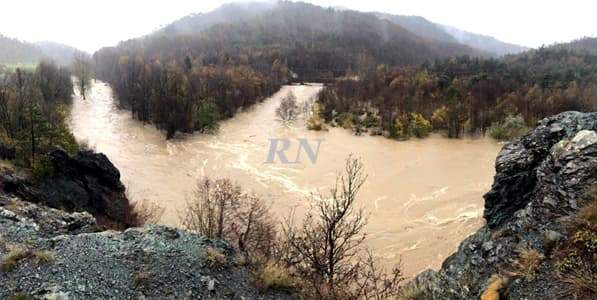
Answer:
514;248;544;280
253;263;296;292
553;184;597;298
558;259;597;297
0;245;55;272
8;293;31;300
576;184;597;228
0;245;31;272
32;250;55;266
133;271;153;287
202;247;226;267
124;196;165;228
4;199;25;214
396;283;425;300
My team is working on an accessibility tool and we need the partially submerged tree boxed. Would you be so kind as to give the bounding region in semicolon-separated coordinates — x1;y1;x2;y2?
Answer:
276;91;299;124
73;51;91;99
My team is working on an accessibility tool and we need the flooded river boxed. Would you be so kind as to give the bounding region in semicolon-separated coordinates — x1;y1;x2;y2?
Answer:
70;81;501;276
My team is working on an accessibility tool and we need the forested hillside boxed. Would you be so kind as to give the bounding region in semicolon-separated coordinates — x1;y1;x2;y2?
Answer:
0;34;84;66
0;35;44;64
374;13;458;44
94;1;479;138
550;37;597;54
35;41;80;66
0;62;79;168
317;42;597;140
158;2;275;36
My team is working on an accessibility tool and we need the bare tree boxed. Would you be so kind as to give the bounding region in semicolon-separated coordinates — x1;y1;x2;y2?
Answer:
276;91;299;124
73;51;92;99
182;177;277;263
281;155;403;299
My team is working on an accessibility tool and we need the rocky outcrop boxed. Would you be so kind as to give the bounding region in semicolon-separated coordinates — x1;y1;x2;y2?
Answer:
2;148;130;226
412;111;596;299
0;194;293;299
484;111;597;228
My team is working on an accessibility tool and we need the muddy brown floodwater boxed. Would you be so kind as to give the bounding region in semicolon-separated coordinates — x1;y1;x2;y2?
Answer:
70;81;502;277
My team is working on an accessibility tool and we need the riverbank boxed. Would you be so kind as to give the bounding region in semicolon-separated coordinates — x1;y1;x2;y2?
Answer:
69;80;502;276
1;111;594;299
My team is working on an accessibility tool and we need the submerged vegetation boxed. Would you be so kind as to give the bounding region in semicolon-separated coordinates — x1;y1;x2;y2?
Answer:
317;47;597;140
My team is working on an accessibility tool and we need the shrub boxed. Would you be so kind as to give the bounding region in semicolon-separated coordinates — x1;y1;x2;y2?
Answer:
431;106;448;130
124;199;165;228
202;247;226;267
514;248;544;280
554;187;597;298
31;156;55;182
489;114;528;141
362;112;381;128
306;103;327;131
254;263;297;292
0;245;31;272
276;92;299;124
392;115;409;139
392;113;432;139
336;112;355;129
410;113;433;138
182;178;277;264
32;250;55;266
195;100;221;133
133;271;153;287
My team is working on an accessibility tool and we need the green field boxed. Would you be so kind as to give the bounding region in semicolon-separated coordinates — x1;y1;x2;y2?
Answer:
0;62;38;72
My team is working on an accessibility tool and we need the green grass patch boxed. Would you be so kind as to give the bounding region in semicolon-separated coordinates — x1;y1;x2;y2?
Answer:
0;62;38;72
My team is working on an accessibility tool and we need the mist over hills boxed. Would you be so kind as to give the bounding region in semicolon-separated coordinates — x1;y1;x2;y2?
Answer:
159;2;276;36
0;34;84;66
108;1;480;71
442;25;529;56
0;34;45;64
155;1;528;58
34;41;81;66
374;12;528;56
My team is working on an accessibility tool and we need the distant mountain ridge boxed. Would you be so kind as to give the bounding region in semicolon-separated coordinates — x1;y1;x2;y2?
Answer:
373;12;528;56
102;1;481;75
0;34;84;66
34;41;81;66
374;13;458;44
0;34;44;64
159;2;276;36
442;25;529;56
160;1;528;58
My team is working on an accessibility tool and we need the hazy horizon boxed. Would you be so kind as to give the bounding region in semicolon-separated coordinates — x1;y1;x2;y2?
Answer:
1;0;595;53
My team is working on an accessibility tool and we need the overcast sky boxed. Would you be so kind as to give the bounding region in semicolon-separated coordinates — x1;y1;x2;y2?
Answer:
1;0;595;53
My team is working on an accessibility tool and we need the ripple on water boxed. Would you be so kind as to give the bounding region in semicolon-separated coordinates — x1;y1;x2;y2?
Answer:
70;81;501;277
